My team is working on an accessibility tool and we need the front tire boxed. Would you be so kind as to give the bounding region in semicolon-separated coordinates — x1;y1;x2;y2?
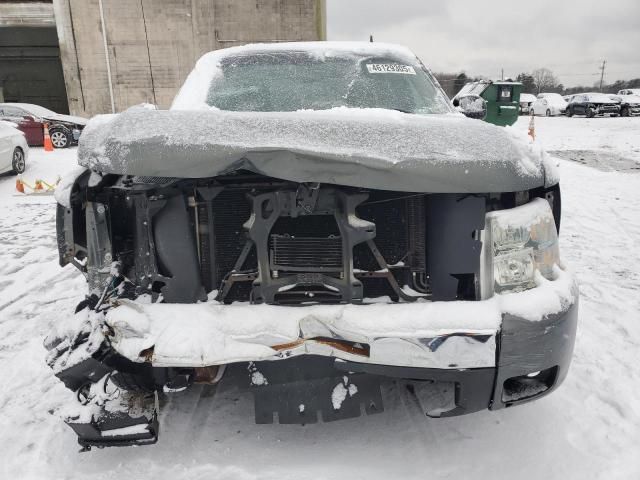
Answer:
587;107;596;118
50;128;71;149
566;107;573;117
546;109;551;117
11;147;25;174
621;107;630;117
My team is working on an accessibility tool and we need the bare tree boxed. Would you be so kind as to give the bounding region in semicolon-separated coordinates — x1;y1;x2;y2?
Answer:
531;68;560;94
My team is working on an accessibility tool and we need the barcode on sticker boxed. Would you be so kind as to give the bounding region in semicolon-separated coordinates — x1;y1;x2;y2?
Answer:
366;64;416;75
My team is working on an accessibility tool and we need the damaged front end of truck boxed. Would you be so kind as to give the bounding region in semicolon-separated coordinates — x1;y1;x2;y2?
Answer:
46;43;578;450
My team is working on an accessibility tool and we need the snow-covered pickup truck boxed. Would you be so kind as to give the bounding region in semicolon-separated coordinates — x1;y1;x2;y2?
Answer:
48;42;578;450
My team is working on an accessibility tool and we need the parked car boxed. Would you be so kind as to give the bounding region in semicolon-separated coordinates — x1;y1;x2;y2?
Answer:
0;120;28;175
48;42;578;450
608;94;640;117
617;88;640;96
530;93;567;116
0;103;87;148
566;93;621;117
519;93;537;114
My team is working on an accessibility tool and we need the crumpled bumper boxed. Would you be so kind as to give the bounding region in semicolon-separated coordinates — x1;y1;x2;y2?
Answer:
104;267;577;378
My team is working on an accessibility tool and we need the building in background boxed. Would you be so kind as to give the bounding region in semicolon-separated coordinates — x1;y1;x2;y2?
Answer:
0;1;69;113
1;0;326;117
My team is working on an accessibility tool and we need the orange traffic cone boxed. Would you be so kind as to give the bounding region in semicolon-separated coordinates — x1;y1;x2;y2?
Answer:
34;179;44;191
16;178;25;194
43;123;54;151
528;114;536;141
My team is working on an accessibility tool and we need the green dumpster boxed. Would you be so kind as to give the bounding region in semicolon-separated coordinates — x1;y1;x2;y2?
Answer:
452;80;523;127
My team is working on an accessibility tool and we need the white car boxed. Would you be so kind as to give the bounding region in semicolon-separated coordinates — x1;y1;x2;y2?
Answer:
519;93;537;114
531;93;568;116
617;89;640;96
0;120;28;175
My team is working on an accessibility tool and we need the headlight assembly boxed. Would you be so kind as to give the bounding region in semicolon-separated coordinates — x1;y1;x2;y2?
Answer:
481;198;560;298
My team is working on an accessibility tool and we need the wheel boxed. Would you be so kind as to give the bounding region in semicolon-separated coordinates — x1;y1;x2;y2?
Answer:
530;109;535;116
49;128;71;148
566;107;573;117
586;107;596;118
621;107;630;117
11;147;25;174
546;109;551;117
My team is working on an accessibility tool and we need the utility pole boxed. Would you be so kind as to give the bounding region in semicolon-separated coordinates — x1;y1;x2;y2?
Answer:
598;60;606;92
501;68;504;81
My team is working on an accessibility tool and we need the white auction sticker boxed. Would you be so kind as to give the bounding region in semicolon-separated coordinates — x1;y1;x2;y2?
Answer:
366;64;416;75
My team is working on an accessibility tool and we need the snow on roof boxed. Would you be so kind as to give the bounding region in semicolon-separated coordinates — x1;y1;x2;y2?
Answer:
584;93;616;102
1;102;56;117
197;41;418;66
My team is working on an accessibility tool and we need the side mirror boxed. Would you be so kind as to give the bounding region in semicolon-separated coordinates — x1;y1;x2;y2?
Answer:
457;94;487;120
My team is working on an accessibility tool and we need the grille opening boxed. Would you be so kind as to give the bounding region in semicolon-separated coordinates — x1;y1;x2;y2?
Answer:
270;215;343;273
270;235;343;272
502;366;558;404
273;285;344;304
271;215;340;237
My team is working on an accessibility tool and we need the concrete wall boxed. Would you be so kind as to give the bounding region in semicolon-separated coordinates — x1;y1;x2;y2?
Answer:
52;0;326;117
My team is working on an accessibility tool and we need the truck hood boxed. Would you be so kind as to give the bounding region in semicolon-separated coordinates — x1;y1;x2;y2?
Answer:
78;107;556;193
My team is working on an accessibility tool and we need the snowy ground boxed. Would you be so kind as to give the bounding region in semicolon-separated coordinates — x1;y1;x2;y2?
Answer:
1;116;639;479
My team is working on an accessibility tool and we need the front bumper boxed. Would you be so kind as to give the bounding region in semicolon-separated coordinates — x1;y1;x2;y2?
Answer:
98;267;578;415
595;105;620;115
627;105;640;116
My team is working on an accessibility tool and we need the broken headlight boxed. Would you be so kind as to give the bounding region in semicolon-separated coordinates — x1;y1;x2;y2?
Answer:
481;198;559;298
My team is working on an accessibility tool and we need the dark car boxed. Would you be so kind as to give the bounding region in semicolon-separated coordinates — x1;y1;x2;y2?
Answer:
0;103;88;148
566;93;620;117
47;42;578;450
608;94;640;117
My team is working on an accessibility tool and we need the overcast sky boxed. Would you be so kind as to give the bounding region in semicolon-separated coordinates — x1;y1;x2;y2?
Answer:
326;0;640;87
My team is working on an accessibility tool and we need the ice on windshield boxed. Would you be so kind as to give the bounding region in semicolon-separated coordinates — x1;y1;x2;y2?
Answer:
206;52;450;114
454;82;489;100
172;42;452;115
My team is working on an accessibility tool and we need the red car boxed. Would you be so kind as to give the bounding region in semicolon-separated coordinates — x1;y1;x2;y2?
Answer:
0;103;88;149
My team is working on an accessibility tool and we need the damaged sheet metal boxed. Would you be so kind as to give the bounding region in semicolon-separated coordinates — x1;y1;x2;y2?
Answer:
78;107;550;193
103;267;577;370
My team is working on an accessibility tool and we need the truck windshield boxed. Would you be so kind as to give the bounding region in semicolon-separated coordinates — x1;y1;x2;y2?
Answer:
206;52;452;114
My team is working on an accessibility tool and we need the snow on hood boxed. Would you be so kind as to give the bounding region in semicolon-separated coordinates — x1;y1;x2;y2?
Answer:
78;106;554;193
620;94;640;104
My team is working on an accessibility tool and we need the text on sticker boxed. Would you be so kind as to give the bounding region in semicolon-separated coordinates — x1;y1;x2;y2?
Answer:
366;64;416;75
